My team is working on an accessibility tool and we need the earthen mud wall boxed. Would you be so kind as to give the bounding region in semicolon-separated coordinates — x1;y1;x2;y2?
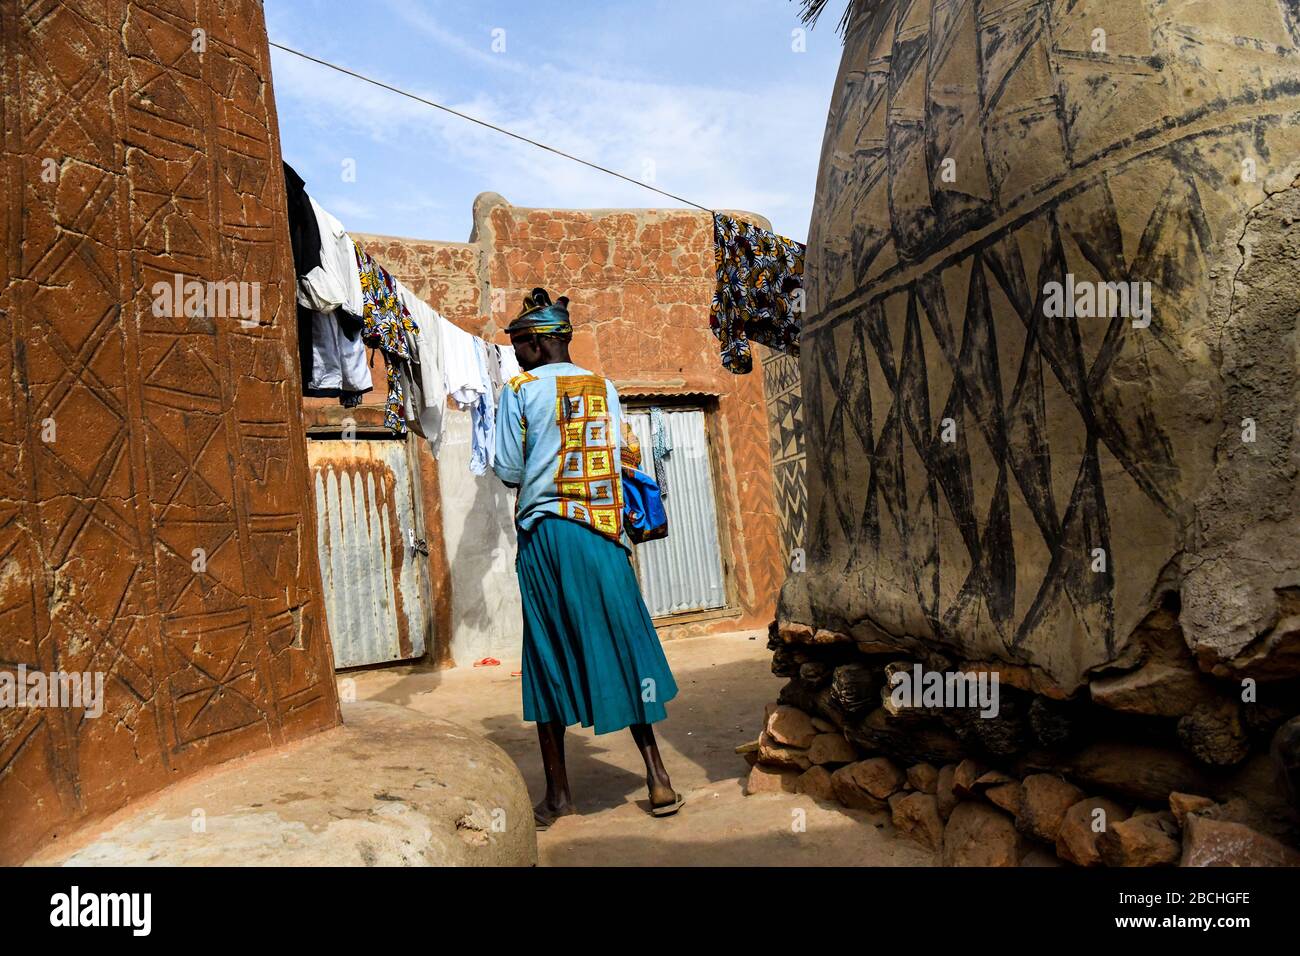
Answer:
757;0;1300;858
0;0;339;865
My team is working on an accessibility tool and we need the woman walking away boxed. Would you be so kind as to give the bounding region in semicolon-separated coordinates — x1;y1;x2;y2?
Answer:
493;287;683;830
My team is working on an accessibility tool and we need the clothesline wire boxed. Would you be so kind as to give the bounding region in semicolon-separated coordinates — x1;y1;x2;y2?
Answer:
268;40;715;213
274;41;738;355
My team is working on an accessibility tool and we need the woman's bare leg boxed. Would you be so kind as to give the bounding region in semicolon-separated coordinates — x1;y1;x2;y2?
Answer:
534;721;576;826
629;722;676;806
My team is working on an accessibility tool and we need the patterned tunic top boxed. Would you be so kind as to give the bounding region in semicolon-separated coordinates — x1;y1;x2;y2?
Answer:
493;362;631;552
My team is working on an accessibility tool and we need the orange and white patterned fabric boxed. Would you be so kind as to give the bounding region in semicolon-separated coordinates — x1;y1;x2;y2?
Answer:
494;362;632;550
554;374;623;539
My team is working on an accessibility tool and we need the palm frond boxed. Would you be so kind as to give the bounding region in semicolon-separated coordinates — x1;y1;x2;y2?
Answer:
795;0;881;39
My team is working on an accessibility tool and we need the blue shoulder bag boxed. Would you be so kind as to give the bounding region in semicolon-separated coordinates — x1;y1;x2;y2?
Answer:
622;467;668;544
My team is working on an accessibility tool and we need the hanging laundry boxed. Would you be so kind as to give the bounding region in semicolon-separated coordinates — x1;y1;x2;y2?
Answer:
649;405;672;497
710;212;804;374
281;174;507;461
395;281;448;455
298;197;365;317
299;206;370;398
498;342;522;383
468;338;496;476
483;341;504;396
474;339;525;473
284;169;371;401
283;162;322;277
355;241;419;434
439;315;490;408
300;305;372;398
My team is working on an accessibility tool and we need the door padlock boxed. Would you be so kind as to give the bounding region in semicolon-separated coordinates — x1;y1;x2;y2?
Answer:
407;528;429;556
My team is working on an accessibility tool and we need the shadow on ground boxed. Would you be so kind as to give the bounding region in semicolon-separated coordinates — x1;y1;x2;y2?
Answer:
348;632;937;866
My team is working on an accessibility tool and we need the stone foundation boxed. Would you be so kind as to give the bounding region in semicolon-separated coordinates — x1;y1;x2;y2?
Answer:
743;621;1300;867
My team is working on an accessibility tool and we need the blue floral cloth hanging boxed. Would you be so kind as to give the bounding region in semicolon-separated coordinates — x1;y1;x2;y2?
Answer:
710;213;804;374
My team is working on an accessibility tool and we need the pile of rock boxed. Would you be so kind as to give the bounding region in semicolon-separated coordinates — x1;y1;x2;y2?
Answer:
742;613;1300;866
743;703;1300;865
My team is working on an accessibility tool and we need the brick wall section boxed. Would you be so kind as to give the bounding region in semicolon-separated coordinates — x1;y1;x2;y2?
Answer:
0;0;339;864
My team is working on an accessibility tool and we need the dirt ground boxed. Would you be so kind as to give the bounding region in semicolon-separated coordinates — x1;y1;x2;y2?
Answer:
349;630;936;866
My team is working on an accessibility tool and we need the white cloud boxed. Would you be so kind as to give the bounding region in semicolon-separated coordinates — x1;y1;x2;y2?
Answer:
268;5;833;241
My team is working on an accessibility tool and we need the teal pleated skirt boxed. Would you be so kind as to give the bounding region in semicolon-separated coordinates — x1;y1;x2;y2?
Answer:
516;516;678;734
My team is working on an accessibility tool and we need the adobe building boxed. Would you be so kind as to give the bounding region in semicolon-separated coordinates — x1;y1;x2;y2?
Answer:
302;194;788;670
0;0;533;866
748;0;1300;866
0;0;341;865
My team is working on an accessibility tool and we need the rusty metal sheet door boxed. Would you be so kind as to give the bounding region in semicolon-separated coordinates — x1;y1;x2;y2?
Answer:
307;438;430;668
624;408;726;616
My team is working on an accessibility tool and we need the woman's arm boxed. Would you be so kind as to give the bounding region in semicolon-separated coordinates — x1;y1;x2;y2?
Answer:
620;420;642;469
494;382;526;487
607;378;640;469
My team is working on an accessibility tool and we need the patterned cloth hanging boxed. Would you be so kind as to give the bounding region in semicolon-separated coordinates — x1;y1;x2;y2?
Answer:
354;240;420;433
710;212;804;374
649;405;671;497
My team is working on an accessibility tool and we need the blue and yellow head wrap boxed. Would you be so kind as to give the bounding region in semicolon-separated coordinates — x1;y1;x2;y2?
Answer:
506;287;572;337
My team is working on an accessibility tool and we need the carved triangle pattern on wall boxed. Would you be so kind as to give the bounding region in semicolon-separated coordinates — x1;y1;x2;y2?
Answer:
809;189;1201;658
802;0;1300;671
763;351;808;560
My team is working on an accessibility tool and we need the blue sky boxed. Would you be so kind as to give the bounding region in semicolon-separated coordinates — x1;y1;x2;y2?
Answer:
266;0;844;244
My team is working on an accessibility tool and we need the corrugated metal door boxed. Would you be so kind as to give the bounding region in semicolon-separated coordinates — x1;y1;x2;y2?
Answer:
624;407;726;616
307;437;430;668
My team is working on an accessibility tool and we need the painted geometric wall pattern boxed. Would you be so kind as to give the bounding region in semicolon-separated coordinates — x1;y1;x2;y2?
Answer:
800;0;1300;688
762;349;807;560
0;0;338;864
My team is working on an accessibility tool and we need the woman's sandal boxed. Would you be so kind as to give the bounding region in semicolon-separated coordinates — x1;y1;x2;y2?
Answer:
649;791;685;818
533;801;571;831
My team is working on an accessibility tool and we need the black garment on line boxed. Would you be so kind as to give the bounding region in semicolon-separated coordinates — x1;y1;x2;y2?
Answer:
285;162;369;407
283;161;322;277
287;161;323;396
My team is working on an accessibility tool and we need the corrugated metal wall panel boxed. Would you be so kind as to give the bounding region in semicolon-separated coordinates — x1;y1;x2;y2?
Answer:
625;408;726;616
307;439;429;668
